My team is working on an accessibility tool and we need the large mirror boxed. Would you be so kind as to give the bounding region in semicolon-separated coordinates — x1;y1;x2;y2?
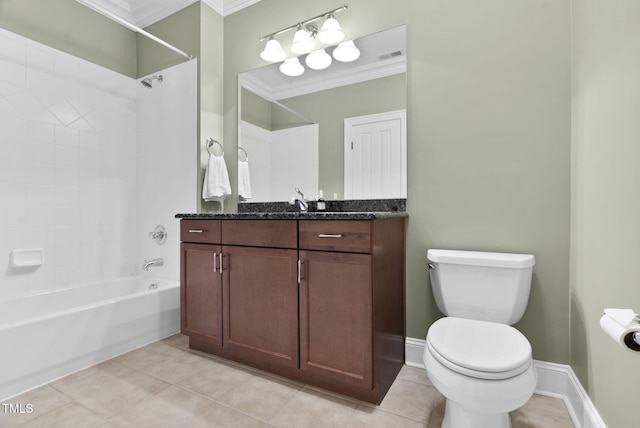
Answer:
239;25;406;203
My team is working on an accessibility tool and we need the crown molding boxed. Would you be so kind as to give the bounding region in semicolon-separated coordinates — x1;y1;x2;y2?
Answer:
134;0;199;28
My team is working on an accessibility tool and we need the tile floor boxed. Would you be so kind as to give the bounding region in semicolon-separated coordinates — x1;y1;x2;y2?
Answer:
0;335;575;428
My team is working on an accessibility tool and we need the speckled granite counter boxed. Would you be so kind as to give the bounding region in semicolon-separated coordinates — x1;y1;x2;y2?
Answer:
175;211;407;220
176;199;407;220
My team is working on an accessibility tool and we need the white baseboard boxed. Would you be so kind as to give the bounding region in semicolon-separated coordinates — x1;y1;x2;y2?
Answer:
405;338;606;428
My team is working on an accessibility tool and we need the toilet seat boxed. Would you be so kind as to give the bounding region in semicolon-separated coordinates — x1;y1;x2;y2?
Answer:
427;317;532;380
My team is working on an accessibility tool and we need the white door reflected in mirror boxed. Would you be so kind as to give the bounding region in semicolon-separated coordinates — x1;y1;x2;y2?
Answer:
344;110;407;199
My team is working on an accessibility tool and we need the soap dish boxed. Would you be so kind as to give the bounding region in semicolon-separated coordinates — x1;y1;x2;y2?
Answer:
10;248;45;268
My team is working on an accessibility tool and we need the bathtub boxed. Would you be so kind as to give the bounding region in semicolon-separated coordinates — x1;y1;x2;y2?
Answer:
0;276;180;400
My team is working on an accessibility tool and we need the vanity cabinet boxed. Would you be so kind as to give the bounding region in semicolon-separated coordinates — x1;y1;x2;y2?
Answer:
180;220;222;345
179;215;406;404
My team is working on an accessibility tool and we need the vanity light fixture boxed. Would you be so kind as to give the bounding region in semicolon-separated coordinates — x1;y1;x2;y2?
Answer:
279;57;305;76
305;49;332;70
317;14;345;45
332;40;360;62
259;5;349;75
260;36;286;62
291;24;317;55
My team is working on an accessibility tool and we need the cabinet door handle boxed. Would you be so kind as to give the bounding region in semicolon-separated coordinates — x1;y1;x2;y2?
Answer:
188;229;204;233
298;259;305;284
318;234;343;238
213;252;217;273
219;253;224;271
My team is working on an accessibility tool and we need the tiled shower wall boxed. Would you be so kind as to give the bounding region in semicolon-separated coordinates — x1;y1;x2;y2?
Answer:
0;28;137;299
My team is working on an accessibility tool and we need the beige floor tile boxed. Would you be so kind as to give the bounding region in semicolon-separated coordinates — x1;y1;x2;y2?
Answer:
177;359;258;399
114;341;218;384
181;397;266;428
396;364;433;387
50;359;170;418
214;373;301;422
0;385;73;428
107;385;210;427
346;404;427;428
19;402;108;428
162;333;190;349
269;387;358;428
511;394;575;428
374;378;444;424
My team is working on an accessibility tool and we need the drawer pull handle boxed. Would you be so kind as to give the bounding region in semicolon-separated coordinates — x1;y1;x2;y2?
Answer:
318;234;343;238
188;229;204;233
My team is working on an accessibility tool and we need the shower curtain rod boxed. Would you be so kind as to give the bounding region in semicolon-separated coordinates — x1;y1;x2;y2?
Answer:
76;0;193;60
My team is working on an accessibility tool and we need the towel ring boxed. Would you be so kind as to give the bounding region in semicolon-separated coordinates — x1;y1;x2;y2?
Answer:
206;138;224;157
238;146;249;162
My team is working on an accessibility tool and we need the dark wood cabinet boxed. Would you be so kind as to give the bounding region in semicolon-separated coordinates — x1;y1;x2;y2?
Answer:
223;245;299;369
299;250;373;388
179;216;406;404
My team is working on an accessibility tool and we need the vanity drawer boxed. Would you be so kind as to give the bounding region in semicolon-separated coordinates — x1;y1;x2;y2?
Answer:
299;220;372;253
180;220;221;244
221;220;297;249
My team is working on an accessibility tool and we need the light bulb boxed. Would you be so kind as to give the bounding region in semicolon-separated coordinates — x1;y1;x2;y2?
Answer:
291;26;316;55
318;15;345;45
305;49;332;70
260;38;286;62
332;40;360;62
279;57;305;76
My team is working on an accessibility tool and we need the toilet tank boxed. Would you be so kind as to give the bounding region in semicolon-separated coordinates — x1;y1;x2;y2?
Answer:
427;249;535;325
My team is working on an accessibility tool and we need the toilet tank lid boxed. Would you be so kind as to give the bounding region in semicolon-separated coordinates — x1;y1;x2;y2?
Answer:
427;249;535;268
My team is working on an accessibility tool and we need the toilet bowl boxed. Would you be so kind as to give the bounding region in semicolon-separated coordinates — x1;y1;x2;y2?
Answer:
423;317;537;428
425;249;537;428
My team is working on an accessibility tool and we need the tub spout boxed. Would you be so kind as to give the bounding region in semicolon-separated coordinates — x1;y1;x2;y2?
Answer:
142;258;164;271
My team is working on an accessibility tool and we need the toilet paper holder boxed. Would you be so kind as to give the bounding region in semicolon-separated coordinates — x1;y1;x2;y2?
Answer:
600;309;640;352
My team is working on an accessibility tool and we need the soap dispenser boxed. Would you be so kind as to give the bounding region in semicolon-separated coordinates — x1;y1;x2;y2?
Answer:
316;190;326;211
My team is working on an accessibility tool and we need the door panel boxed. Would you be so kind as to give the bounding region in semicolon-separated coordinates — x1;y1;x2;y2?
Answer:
299;250;373;387
181;243;222;345
223;245;299;368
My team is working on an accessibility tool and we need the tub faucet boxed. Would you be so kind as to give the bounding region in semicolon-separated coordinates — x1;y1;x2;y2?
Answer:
142;258;164;271
288;187;309;212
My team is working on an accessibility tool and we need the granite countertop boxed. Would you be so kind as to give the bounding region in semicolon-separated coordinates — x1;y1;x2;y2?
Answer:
175;211;407;220
177;199;407;220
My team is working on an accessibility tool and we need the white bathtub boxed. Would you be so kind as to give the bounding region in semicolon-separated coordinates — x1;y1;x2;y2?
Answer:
0;276;180;400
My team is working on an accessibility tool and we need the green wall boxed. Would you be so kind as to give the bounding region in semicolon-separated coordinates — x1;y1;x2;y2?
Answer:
571;1;640;426
224;0;572;365
0;0;136;76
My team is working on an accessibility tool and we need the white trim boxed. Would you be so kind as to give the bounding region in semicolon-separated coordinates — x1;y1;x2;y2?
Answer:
405;337;606;428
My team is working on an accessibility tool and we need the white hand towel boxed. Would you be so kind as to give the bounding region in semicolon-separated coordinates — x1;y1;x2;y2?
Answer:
238;159;252;200
202;154;231;202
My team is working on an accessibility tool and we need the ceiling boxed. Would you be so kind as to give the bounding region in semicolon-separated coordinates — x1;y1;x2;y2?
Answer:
78;0;261;27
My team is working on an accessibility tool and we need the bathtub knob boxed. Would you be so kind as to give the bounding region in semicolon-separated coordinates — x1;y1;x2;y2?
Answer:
148;225;167;245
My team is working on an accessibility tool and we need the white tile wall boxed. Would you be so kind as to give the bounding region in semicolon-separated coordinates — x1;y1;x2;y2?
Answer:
0;28;139;299
136;60;197;281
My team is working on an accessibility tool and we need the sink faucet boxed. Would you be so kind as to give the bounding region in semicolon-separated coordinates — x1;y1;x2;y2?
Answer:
142;258;164;271
288;186;308;212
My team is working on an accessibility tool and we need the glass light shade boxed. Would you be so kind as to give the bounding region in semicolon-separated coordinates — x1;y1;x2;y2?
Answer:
305;49;332;70
260;38;286;62
279;57;305;76
291;27;316;55
318;16;345;45
332;40;360;62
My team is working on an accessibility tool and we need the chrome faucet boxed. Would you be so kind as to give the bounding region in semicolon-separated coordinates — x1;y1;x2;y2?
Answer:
142;258;164;271
289;187;308;212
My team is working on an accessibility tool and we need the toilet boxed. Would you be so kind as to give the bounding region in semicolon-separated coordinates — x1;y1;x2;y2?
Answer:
424;249;537;428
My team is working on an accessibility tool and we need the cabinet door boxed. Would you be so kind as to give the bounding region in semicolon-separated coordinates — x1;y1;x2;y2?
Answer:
181;243;222;345
222;245;299;368
299;250;373;388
